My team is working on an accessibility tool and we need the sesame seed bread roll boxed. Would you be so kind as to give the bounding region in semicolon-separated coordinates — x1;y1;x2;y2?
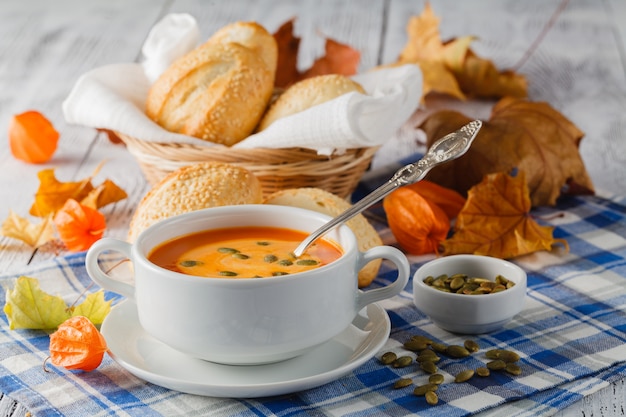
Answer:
128;162;262;242
146;22;277;146
257;74;366;131
264;187;382;287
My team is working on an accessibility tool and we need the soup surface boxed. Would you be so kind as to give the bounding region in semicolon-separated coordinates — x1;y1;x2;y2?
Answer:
148;226;343;278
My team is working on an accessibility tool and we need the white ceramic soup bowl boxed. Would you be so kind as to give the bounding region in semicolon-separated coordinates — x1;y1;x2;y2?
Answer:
86;205;409;365
413;255;527;334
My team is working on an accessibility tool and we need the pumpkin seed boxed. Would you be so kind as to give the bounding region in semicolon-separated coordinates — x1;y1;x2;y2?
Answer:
404;339;429;352
420;361;438;374
464;339;480;353
455;369;475;383
278;259;293;266
218;247;239;254
296;259;319;266
416;352;440;363
413;383;439;396
219;271;238;276
380;351;397;365
263;254;278;263
425;391;439;405
446;345;470;358
393;378;413;389
485;349;502;359
410;335;433;345
476;367;490;377
428;374;444;385
232;253;250;260
179;260;202;267
498;350;520;363
486;359;507;370
431;342;448;353
392;356;413;368
256;241;271;246
272;271;289;276
505;363;522;375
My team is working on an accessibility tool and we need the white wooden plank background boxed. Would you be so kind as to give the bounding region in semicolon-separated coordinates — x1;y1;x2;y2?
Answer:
0;0;625;415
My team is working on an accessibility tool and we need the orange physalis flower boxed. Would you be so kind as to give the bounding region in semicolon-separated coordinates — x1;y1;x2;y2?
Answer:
383;186;451;255
8;110;59;164
54;199;106;252
400;180;466;220
49;316;108;372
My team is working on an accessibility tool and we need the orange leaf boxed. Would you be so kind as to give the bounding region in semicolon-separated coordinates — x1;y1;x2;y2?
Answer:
383;186;450;255
273;19;301;89
272;19;360;88
300;38;360;80
8;111;59;164
49;316;107;372
420;98;594;206
80;179;128;210
441;170;567;259
30;169;94;217
401;180;466;220
54;199;106;252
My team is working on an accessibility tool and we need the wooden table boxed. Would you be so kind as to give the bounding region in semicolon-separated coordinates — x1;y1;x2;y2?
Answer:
1;0;625;415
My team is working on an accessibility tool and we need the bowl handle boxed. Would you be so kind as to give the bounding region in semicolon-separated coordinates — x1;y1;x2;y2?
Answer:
355;245;409;311
85;238;135;299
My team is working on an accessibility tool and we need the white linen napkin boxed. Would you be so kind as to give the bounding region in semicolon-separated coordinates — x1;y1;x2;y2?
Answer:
62;13;423;155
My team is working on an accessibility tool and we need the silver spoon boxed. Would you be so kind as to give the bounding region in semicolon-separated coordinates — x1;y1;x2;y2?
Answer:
292;119;482;258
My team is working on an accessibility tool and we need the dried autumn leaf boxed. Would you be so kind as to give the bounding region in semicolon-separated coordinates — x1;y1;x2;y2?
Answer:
383;186;450;255
8;110;59;164
54;199;106;252
273;19;301;89
272;19;360;88
394;2;526;99
1;210;55;248
420;98;595;206
442;170;566;259
49;316;108;372
30;168;94;217
300;38;361;80
80;179;128;210
3;276;70;330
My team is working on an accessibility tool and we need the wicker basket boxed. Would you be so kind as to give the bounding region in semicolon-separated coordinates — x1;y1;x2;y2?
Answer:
117;133;378;199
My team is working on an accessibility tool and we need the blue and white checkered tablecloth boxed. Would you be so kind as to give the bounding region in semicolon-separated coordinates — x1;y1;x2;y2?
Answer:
1;191;626;417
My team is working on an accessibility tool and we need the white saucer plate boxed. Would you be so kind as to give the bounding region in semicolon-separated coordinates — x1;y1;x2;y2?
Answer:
101;300;391;398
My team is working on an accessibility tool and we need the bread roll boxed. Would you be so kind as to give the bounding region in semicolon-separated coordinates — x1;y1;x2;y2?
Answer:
146;22;277;146
128;162;262;242
264;187;382;287
257;74;365;131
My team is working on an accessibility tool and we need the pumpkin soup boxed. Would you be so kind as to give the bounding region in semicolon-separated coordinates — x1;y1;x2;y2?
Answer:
148;226;343;278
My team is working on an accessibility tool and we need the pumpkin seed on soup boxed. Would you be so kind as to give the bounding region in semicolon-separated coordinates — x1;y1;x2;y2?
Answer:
264;254;278;263
179;260;202;267
217;247;239;254
296;259;319;266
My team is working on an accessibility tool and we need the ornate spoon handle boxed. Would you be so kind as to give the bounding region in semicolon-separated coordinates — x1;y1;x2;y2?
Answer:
293;120;482;257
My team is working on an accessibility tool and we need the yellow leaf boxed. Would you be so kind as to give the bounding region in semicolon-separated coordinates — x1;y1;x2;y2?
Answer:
3;276;70;330
442;171;567;259
29;169;94;217
72;291;112;325
394;2;527;100
1;211;55;248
